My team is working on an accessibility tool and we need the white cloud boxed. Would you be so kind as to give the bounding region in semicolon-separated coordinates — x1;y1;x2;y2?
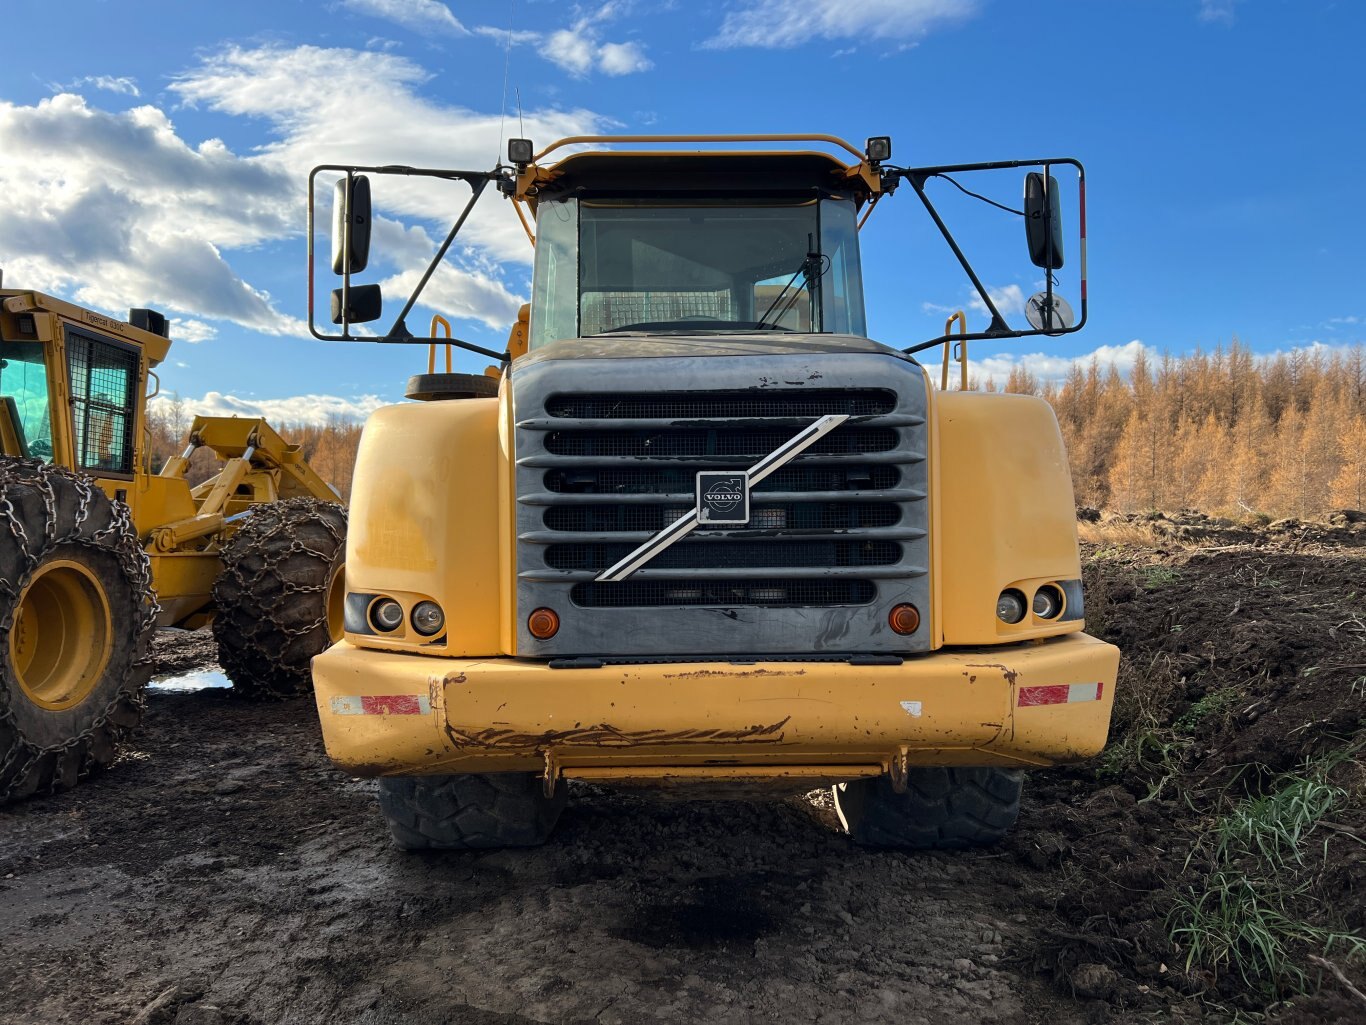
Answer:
0;93;299;334
171;44;604;265
920;340;1154;390
968;283;1026;318
169;318;218;343
475;5;652;77
705;0;976;49
66;75;141;97
152;390;387;426
0;45;608;347
341;0;467;35
1198;0;1241;25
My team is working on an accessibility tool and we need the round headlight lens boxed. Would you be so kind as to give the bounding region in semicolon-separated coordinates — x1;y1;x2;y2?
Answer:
1032;584;1064;619
370;598;404;632
996;589;1027;624
411;600;445;636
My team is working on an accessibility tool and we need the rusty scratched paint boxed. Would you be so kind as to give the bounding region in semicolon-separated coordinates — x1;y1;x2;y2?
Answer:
965;662;1020;686
442;716;793;752
661;668;807;681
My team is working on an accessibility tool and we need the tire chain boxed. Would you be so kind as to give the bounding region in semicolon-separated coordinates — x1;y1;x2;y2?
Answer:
212;498;346;699
0;458;158;798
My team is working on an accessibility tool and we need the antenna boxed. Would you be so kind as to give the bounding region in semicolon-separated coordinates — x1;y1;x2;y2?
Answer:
496;0;517;164
516;86;525;141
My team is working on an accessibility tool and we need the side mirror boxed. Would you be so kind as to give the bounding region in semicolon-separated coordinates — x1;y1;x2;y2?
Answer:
1024;172;1064;270
330;283;383;325
332;175;371;274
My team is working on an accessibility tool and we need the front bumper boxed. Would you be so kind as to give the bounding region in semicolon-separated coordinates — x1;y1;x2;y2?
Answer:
311;633;1119;783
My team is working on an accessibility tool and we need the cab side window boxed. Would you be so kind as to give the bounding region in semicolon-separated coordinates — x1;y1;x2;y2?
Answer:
67;331;139;475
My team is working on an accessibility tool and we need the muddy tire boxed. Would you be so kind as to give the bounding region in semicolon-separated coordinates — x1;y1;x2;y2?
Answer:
833;767;1023;849
212;497;346;701
377;774;568;850
0;459;156;804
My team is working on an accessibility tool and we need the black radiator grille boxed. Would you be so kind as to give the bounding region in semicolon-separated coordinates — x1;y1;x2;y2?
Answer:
547;390;896;419
544;464;900;495
545;502;900;533
515;347;936;658
549;539;903;572
571;579;877;608
545;426;898;458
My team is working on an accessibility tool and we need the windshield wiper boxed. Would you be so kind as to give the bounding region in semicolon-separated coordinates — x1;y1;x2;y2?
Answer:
600;320;793;334
756;238;828;331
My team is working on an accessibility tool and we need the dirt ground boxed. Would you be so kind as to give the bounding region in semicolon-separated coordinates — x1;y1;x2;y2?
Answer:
1;515;1363;1025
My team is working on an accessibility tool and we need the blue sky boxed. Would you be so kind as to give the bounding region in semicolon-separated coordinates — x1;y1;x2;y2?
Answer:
1;0;1361;423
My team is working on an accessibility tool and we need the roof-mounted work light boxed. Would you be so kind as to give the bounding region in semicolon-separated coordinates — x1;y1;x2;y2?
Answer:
507;138;534;167
865;136;892;164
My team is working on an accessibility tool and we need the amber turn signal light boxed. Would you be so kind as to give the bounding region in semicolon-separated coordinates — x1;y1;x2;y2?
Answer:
888;603;920;635
528;607;560;639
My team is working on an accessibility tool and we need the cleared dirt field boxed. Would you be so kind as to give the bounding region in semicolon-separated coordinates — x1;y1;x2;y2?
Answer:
2;516;1363;1025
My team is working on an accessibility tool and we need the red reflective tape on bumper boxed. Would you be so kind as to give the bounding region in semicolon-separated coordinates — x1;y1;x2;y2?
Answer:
1018;682;1103;707
331;695;431;715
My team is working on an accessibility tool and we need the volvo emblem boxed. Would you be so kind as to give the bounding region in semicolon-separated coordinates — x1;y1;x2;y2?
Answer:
696;472;750;525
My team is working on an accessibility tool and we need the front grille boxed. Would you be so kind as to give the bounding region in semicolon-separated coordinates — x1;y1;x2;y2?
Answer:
571;579;877;608
544;426;898;458
549;539;903;572
513;348;931;657
548;390;896;419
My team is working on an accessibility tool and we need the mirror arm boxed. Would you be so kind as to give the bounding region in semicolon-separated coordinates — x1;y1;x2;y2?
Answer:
376;333;511;364
903;171;1011;340
382;176;491;341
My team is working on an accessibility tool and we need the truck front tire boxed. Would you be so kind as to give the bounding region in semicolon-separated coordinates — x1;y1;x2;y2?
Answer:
377;773;568;850
833;767;1023;849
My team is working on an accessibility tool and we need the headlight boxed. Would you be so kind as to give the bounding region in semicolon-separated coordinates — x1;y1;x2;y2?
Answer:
369;598;404;632
1032;584;1064;619
996;589;1027;624
411;600;445;636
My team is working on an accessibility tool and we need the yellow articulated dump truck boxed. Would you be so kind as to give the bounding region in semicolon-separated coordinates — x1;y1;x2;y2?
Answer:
1;286;346;803
307;133;1119;850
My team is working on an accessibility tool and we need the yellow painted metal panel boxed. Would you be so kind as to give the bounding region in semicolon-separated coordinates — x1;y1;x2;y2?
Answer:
312;632;1118;778
345;398;503;656
935;392;1084;645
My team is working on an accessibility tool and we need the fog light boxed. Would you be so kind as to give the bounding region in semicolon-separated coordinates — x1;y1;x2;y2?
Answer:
888;603;920;635
528;607;560;639
370;598;403;632
1032;584;1064;620
996;589;1027;624
411;600;445;636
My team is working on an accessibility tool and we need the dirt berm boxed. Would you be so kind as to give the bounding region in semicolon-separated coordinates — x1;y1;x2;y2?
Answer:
1;517;1362;1025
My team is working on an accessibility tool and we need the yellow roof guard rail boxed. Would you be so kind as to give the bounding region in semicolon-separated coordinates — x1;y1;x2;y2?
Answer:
531;134;869;164
942;311;969;392
428;315;453;374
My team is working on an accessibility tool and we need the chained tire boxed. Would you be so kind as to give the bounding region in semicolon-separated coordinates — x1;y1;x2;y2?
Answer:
0;459;156;804
377;773;569;850
212;497;346;701
833;767;1023;849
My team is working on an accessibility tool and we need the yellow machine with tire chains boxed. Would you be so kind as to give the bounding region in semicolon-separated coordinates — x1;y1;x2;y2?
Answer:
0;289;347;803
307;134;1120;850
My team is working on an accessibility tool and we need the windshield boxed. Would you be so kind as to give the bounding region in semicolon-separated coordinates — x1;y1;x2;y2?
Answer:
0;341;54;461
529;196;867;347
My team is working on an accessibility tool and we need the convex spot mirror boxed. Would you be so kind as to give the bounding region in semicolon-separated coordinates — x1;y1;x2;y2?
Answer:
1024;172;1064;270
331;283;382;325
332;175;372;274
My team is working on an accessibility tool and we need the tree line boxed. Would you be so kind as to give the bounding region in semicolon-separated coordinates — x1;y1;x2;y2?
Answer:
997;341;1366;518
